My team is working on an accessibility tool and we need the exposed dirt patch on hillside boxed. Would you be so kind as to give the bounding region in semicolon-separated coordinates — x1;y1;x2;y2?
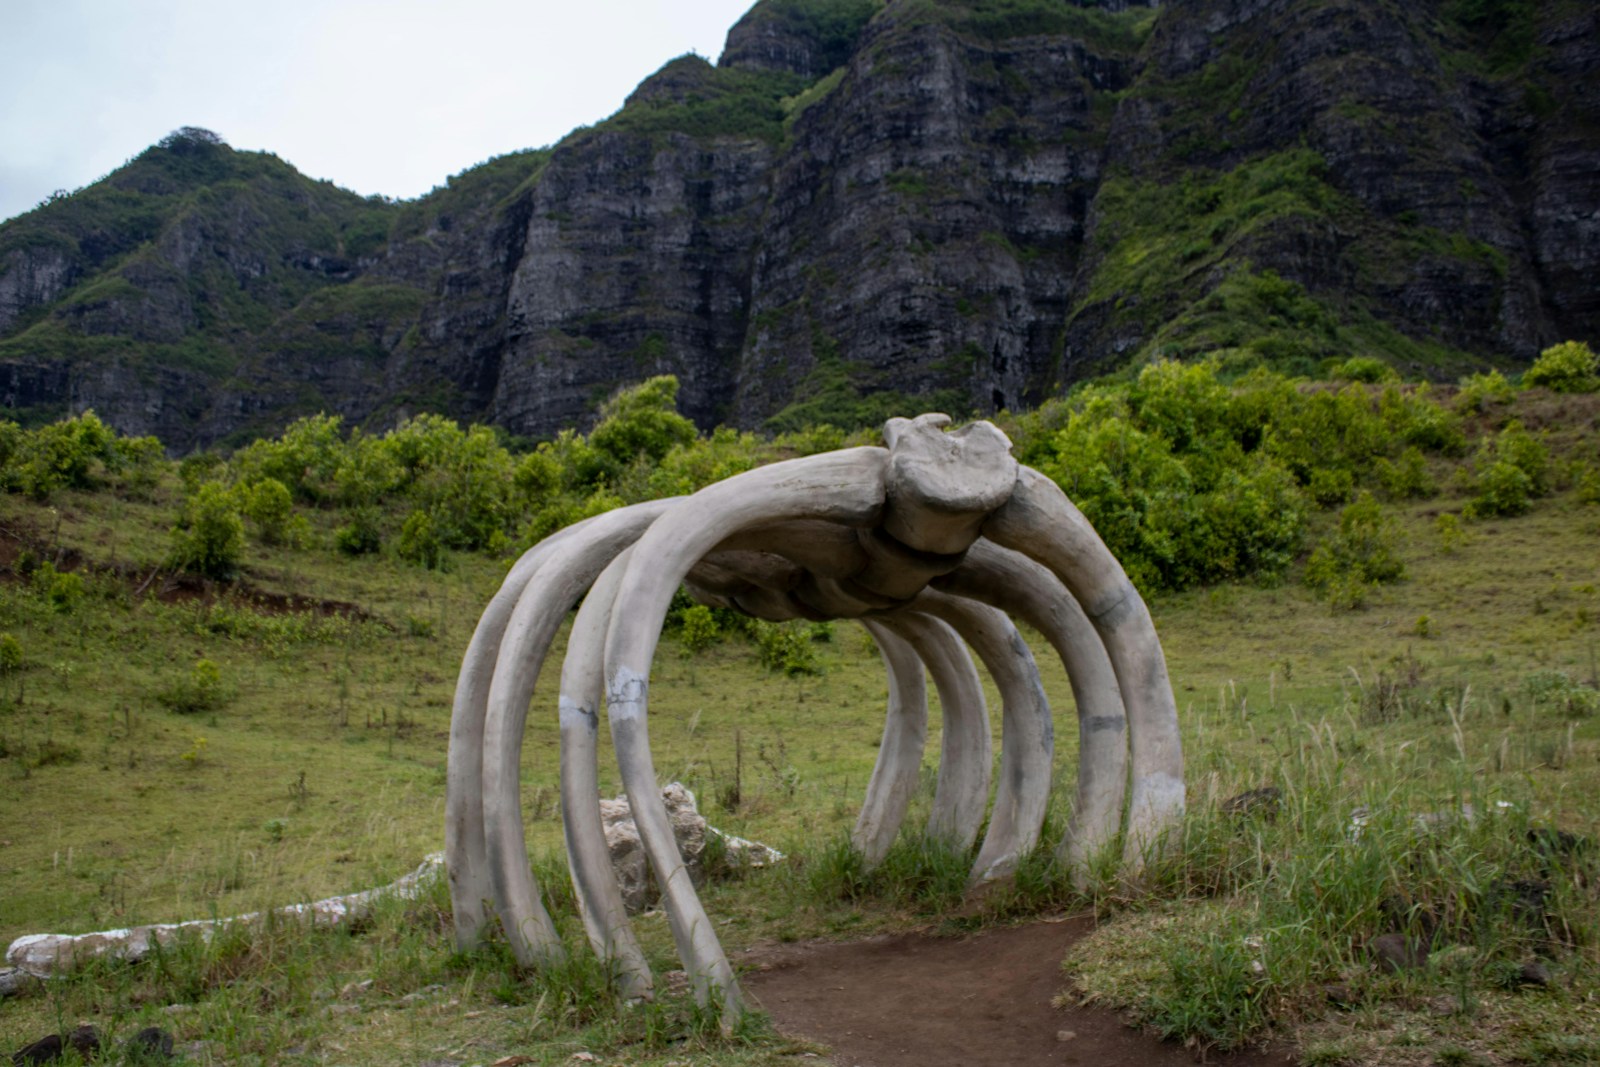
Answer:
147;571;375;621
0;513;375;622
742;916;1295;1067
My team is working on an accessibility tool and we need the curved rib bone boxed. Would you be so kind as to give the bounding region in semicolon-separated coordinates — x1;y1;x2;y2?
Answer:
873;610;990;851
558;546;653;1000
603;449;891;1015
479;503;673;965
931;540;1126;881
984;468;1184;871
852;620;930;867
912;590;1052;883
447;502;673;949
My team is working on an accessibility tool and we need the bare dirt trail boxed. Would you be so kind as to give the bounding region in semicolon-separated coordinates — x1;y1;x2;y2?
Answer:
741;916;1295;1067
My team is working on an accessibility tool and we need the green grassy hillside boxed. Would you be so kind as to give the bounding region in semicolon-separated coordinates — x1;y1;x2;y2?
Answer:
1;357;1598;1064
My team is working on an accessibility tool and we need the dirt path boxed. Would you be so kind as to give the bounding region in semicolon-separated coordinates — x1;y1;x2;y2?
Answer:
740;916;1295;1067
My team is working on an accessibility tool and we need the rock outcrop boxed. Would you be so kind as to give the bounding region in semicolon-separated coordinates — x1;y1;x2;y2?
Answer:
1;0;1595;449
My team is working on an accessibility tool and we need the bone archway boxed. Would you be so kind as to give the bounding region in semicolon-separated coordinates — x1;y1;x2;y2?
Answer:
446;414;1183;1017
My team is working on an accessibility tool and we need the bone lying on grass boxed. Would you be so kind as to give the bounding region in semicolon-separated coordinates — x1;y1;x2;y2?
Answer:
3;853;445;985
0;785;780;997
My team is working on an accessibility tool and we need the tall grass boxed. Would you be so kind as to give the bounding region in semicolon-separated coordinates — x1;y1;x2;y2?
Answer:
1065;729;1598;1056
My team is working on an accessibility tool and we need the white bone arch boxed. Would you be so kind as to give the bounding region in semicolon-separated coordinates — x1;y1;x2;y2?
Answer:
446;415;1183;1017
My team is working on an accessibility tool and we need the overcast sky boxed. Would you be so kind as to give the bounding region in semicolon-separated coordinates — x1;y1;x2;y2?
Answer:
0;0;760;223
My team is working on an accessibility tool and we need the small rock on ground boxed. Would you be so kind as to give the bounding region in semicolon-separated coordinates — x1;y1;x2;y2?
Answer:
11;1026;100;1066
1519;959;1552;987
1371;933;1429;973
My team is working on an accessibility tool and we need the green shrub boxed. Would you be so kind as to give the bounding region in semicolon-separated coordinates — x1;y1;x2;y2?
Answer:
1577;464;1600;506
1466;420;1548;517
397;509;448;570
241;477;296;545
1436;511;1467;551
1467;460;1532;517
0;633;23;674
169;481;245;579
334;507;383;556
0;411;120;500
751;620;821;676
1522;340;1598;393
770;423;849;456
112;434;165;493
678;604;721;654
512;446;563;500
1305;491;1405;609
1380;384;1467;455
1307;467;1353;507
382;418;515;551
522;488;623;546
1332;356;1397;383
31;561;87;613
1454;368;1516;412
646;426;761;499
233;413;348;504
589;376;699;471
1259;383;1391;486
178;451;225;492
1375;446;1436;499
1028;367;1307;591
1491;420;1549;493
156;658;230;714
1524;669;1600;718
331;432;402;508
0;421;20;479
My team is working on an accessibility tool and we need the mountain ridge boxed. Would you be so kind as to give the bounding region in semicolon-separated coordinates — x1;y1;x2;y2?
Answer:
1;0;1595;450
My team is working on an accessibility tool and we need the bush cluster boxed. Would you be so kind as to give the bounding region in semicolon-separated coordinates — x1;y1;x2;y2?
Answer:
1464;420;1549;518
0;411;160;500
1303;491;1405;609
6;344;1591;605
1522;340;1598;393
1012;360;1467;593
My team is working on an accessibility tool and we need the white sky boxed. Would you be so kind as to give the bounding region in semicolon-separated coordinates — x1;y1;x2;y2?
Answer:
0;0;760;223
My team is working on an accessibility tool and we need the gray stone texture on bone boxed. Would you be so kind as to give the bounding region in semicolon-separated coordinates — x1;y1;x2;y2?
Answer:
444;415;1184;1019
984;468;1183;872
931;539;1126;882
6;855;443;982
560;543;654;999
852;620;930;866
877;610;991;851
914;590;1053;883
882;415;1019;555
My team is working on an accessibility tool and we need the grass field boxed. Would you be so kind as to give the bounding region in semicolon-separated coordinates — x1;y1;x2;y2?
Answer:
1;391;1597;1065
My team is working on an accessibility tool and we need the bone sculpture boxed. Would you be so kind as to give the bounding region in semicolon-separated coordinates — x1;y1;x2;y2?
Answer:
446;414;1183;1019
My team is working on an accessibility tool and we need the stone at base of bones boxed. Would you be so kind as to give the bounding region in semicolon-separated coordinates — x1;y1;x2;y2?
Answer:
601;783;782;913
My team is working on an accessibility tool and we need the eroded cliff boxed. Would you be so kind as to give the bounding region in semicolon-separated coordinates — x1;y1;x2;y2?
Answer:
1;0;1594;448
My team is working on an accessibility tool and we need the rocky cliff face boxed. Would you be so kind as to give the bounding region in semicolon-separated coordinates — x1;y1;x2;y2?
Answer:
1;0;1595;448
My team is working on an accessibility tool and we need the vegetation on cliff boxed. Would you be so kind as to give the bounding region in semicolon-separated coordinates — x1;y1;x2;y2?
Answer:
2;0;1593;448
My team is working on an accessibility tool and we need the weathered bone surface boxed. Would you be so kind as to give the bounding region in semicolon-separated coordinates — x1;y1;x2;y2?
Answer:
6;854;446;982
446;414;1182;1016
